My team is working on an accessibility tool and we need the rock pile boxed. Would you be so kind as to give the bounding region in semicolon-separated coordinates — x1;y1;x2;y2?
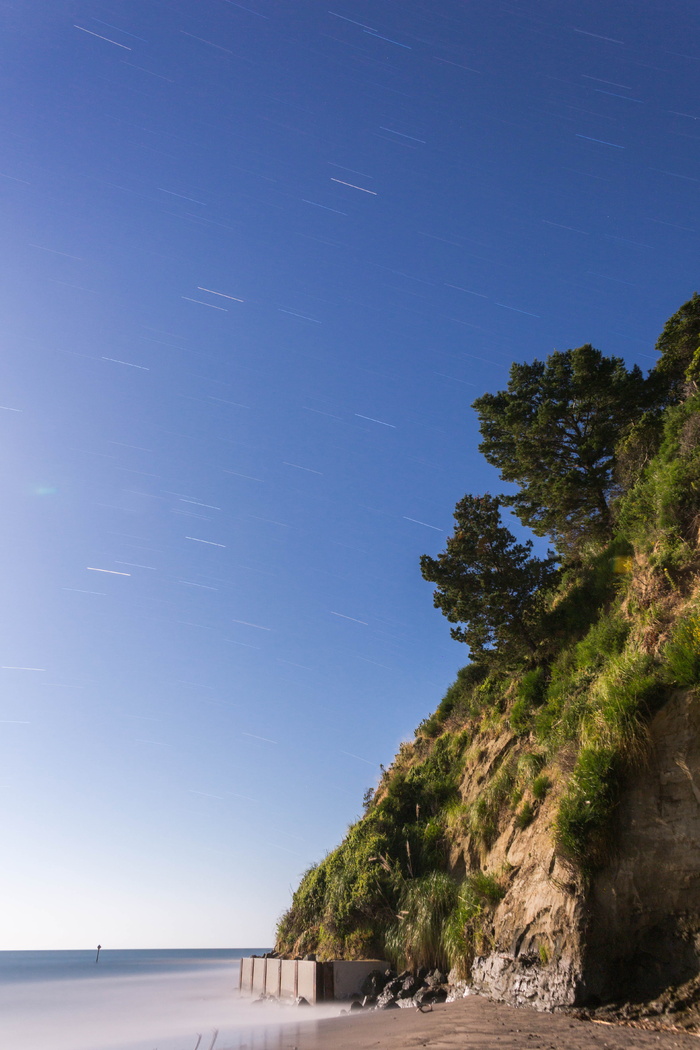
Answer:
348;967;453;1011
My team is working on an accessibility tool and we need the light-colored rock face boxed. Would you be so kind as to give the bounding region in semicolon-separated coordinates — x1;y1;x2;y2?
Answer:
452;692;700;1008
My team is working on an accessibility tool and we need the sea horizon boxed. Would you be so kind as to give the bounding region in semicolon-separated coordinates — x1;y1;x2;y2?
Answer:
0;946;342;1050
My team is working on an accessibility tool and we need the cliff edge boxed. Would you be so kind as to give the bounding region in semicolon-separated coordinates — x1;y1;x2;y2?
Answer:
276;295;700;1022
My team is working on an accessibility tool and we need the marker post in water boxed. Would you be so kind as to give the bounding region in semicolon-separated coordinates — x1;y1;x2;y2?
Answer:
95;944;102;964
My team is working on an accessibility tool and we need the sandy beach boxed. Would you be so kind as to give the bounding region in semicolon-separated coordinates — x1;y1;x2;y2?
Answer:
276;997;700;1050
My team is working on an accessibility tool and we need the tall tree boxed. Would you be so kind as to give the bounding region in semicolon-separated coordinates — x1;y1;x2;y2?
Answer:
420;494;557;661
653;292;700;402
473;345;648;551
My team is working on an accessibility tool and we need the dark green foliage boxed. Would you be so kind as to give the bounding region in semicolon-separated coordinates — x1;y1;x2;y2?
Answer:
385;869;505;976
473;345;650;552
385;871;459;972
509;668;548;733
555;745;617;868
532;774;550;801
419;663;489;737
519;667;547;706
574;610;630;671
470;755;519;848
663;615;700;687
553;655;661;871
614;411;665;490
508;698;530;735
420;494;558;660
653;292;700;403
544;538;632;648
617;395;700;571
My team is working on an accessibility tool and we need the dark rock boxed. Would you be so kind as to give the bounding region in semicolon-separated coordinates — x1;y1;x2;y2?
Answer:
425;969;446;987
376;979;402;1009
294;996;310;1007
360;969;389;998
362;995;377;1008
349;1000;364;1011
303;953;317;961
397;974;421;999
414;984;448;1006
377;997;400;1010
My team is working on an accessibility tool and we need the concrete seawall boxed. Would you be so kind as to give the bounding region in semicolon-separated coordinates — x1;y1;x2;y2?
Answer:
239;957;388;1002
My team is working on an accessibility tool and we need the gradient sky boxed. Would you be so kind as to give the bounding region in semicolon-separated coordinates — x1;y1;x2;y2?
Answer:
1;0;698;949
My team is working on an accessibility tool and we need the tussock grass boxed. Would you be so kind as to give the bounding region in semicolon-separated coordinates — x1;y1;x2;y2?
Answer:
386;869;505;977
663;613;700;687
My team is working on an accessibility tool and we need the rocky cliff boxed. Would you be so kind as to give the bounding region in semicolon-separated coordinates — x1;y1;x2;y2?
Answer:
464;688;700;1011
276;296;700;1019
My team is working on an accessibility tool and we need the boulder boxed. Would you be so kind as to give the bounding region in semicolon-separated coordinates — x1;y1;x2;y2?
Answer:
375;979;402;1009
397;973;421;999
414;984;448;1006
360;969;389;998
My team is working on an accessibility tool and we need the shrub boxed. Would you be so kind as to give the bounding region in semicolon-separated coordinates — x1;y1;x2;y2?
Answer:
574;611;630;672
519;667;547;705
442;871;505;979
554;744;617;869
469;755;519;848
384;871;459;972
516;801;534;829
509;697;530;735
532;774;550;801
663;614;700;687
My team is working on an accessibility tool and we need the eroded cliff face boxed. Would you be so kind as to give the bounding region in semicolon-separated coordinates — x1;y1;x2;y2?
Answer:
458;691;700;1009
584;690;700;1003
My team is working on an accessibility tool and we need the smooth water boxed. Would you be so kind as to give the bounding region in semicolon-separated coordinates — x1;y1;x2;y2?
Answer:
0;949;342;1050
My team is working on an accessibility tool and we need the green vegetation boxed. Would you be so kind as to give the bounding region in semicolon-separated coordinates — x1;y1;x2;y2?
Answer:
473;344;650;551
419;494;558;660
277;294;700;971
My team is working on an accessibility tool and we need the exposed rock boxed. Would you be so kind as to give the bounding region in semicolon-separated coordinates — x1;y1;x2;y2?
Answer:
414;983;448;1006
375;978;403;1009
360;969;389;998
469;692;700;1011
397;973;421;999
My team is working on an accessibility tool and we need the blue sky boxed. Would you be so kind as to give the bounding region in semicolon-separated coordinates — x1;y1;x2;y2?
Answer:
1;0;698;949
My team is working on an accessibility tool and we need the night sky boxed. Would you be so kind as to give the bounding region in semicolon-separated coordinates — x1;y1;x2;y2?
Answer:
2;0;698;948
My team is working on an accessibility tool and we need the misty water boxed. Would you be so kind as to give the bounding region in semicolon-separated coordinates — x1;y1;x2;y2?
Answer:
0;950;343;1050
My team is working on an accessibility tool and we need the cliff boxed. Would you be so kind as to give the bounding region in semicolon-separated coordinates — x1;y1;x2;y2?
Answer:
276;295;700;1020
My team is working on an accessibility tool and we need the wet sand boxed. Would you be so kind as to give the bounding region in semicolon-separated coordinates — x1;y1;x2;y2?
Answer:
279;996;699;1050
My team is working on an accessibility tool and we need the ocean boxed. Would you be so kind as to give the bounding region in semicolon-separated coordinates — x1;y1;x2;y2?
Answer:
0;949;342;1050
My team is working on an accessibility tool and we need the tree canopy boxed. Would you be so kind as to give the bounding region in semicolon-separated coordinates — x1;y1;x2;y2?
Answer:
653;292;700;402
472;345;648;552
420;494;557;661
